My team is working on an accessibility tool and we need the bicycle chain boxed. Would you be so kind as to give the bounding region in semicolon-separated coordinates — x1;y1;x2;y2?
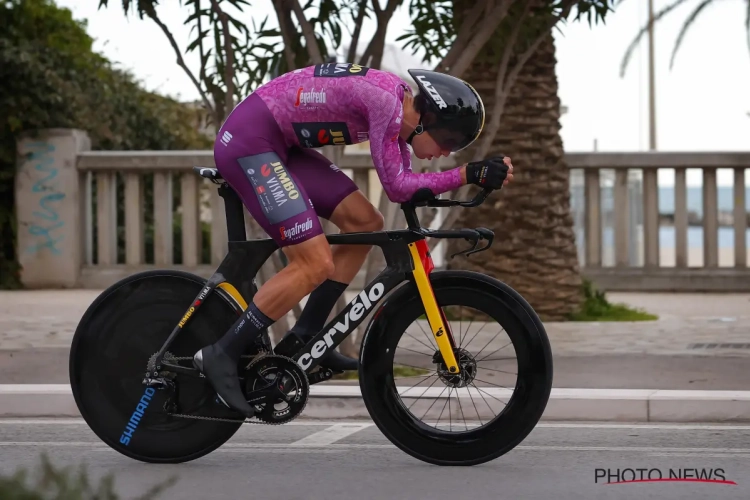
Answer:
159;352;309;426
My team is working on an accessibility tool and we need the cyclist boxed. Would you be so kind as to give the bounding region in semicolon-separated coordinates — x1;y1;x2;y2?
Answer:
193;63;514;417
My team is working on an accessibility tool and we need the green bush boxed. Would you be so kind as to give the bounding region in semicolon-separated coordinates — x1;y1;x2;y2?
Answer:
0;0;212;288
568;279;658;321
0;453;177;499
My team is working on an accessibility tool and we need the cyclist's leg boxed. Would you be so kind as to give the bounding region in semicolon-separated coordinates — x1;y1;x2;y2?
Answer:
281;148;385;371
193;96;335;417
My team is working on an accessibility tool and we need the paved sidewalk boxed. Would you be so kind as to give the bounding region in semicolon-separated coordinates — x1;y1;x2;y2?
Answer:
1;290;750;389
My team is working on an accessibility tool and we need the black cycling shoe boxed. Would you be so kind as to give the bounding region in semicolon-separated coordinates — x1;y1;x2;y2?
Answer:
193;344;256;418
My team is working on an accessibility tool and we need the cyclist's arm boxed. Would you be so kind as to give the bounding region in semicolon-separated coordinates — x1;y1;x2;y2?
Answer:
368;90;464;203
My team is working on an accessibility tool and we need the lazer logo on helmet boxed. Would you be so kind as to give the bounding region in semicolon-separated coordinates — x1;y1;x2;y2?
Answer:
297;282;385;370
416;75;447;109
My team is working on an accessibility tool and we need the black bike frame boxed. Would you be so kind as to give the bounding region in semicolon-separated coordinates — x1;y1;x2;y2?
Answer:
151;172;494;376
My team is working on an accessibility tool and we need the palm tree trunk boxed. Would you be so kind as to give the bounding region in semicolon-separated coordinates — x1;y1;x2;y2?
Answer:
447;31;583;321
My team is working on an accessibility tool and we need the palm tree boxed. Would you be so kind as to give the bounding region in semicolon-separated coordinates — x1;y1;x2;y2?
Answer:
446;5;584;322
619;0;750;76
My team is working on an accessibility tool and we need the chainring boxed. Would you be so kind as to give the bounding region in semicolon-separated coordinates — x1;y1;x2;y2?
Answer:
244;354;309;425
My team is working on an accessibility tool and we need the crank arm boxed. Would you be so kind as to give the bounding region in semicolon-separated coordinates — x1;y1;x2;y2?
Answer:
245;381;282;405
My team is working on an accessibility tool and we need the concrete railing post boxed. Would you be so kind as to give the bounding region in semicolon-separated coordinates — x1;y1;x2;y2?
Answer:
15;129;90;288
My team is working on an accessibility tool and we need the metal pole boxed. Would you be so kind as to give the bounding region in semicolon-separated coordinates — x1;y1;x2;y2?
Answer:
648;0;657;151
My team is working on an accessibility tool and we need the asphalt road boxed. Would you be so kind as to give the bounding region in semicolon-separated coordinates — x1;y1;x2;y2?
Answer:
0;419;748;499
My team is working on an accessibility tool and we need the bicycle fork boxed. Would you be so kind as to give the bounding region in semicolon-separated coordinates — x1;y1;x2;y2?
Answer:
408;240;460;374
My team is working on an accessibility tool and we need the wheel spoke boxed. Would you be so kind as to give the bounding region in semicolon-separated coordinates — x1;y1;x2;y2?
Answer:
477;356;516;363
396;345;435;358
473;377;514;391
403;331;436;353
477;366;517;376
466;385;483;426
459;321;488;351
476;342;513;362
455;389;469;431
420;385;449;421
405;374;441;411
435;387;451;429
471;382;498;417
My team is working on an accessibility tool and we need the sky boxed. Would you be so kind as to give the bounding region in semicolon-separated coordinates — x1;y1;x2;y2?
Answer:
56;0;750;186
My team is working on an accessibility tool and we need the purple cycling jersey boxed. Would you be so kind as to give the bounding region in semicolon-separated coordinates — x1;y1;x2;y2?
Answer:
247;63;463;203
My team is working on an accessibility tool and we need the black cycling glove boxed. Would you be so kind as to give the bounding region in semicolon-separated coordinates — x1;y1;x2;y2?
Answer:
466;156;508;190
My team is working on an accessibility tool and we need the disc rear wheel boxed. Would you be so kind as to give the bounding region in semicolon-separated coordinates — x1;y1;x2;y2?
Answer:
69;271;248;463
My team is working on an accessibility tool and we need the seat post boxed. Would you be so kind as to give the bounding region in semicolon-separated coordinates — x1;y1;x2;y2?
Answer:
218;183;247;241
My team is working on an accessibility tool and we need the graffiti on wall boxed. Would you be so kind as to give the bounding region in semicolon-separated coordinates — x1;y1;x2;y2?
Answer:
24;141;66;256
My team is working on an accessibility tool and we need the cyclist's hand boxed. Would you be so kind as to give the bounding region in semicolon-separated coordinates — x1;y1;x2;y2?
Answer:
466;156;513;189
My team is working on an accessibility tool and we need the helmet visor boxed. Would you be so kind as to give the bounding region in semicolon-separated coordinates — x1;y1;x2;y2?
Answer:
424;122;481;152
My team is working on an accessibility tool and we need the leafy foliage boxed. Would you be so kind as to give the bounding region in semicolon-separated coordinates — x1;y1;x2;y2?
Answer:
397;0;615;65
0;0;211;288
0;453;177;499
99;0;348;125
395;0;455;63
568;279;658;321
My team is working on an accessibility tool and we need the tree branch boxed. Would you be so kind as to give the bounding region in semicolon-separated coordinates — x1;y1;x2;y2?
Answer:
273;0;298;70
347;0;368;62
447;0;515;78
143;5;215;122
195;0;207;86
434;0;490;73
290;0;324;64
208;0;235;115
357;0;401;68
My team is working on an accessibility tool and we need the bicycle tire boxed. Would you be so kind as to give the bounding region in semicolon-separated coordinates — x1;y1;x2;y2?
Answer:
358;270;553;466
69;270;246;464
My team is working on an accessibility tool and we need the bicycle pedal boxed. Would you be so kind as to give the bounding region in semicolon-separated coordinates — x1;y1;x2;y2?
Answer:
308;368;338;385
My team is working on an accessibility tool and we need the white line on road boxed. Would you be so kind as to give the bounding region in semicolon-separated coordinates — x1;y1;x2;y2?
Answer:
3;419;750;430
290;423;373;446
648;452;750;458
5;442;750;456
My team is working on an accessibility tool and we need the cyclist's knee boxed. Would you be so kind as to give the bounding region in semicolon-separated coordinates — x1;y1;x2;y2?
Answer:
285;236;335;287
365;208;385;232
332;192;384;233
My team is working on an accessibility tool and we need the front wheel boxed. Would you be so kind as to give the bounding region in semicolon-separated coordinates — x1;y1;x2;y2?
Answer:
358;270;553;466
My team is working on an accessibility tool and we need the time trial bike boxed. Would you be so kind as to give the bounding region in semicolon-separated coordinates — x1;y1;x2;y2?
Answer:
69;165;553;467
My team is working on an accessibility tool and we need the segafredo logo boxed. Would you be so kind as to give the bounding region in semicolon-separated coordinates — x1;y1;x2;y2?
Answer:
295;87;327;107
416;75;447;109
297;282;385;370
280;217;313;241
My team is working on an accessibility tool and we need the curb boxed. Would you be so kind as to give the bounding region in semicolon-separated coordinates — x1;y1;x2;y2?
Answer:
1;385;750;422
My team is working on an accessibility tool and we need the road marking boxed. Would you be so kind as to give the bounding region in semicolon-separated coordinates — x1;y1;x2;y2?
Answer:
536;423;750;430
0;441;108;447
0;418;369;426
648;452;750;458
2;419;750;431
290;423;373;446
4;441;750;456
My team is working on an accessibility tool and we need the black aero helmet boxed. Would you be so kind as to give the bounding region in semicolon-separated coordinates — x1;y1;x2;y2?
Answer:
406;69;486;153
